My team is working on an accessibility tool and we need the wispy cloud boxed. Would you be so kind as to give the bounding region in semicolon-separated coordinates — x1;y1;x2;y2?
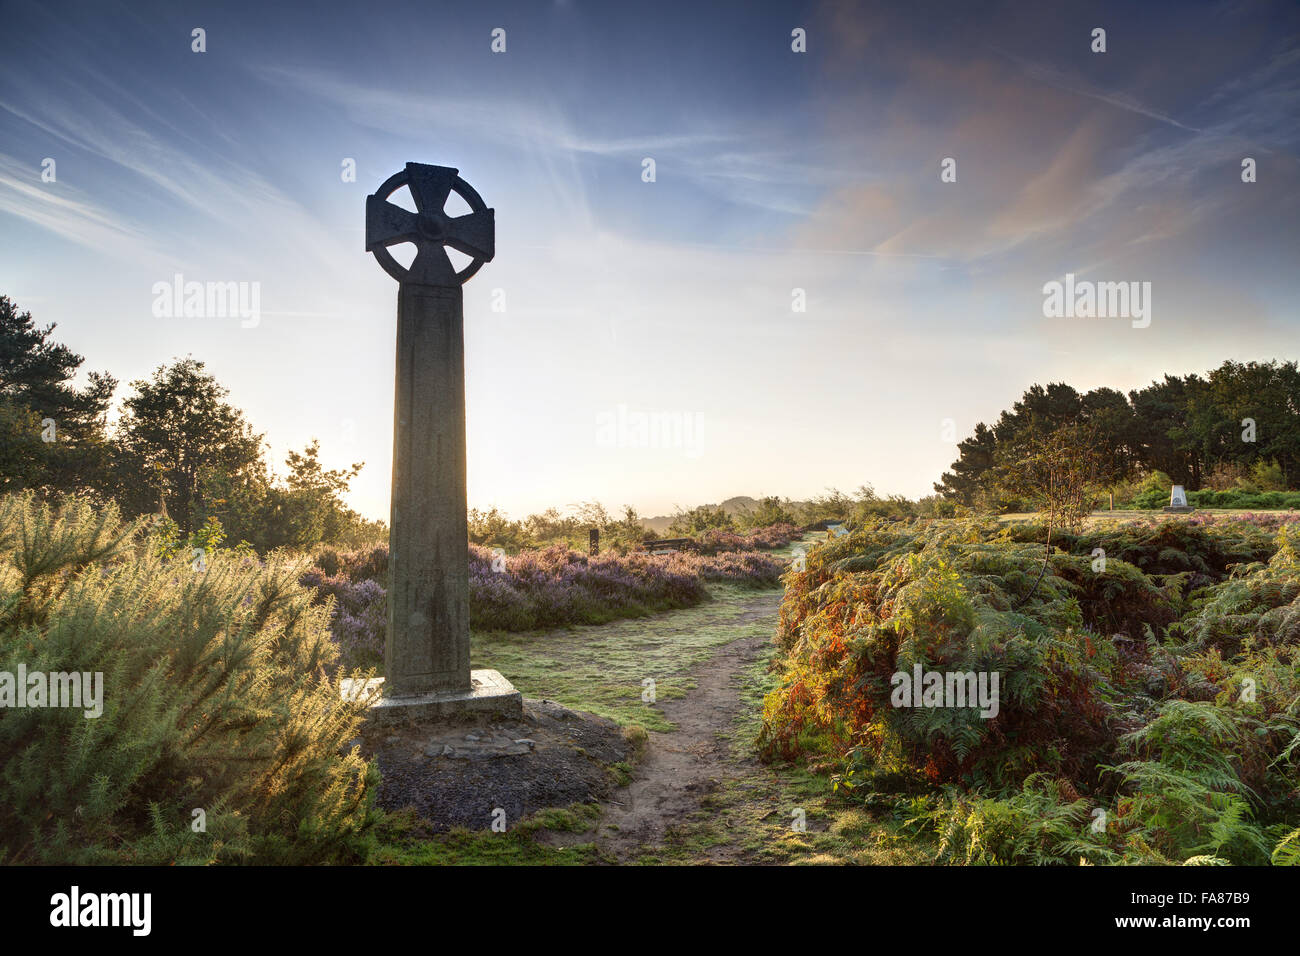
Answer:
0;74;348;274
991;47;1202;132
0;153;162;262
257;64;852;218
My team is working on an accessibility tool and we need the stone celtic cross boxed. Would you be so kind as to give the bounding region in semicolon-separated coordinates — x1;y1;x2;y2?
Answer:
362;162;519;719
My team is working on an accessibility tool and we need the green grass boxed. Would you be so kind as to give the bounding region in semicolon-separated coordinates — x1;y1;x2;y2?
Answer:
370;804;606;866
640;773;929;866
471;582;783;731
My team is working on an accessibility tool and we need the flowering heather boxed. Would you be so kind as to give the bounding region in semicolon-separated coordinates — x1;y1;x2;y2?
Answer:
302;542;784;669
662;549;785;586
1183;511;1300;531
1091;511;1300;533
298;568;386;670
694;523;801;554
467;543;707;631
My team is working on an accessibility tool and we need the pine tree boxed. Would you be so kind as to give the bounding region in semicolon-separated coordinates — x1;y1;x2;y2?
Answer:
0;295;115;495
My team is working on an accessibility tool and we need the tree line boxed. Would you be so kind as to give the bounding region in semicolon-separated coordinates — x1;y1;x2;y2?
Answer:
935;360;1300;509
0;295;381;552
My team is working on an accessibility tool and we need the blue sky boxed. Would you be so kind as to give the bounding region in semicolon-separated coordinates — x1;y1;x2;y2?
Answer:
2;0;1298;520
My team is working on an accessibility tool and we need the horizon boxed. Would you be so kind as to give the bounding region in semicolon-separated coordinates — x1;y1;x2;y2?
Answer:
3;0;1298;522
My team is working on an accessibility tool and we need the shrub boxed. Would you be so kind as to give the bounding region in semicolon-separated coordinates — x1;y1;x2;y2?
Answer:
1250;459;1290;493
1204;462;1251;492
1128;487;1300;511
471;544;707;630
299;568;387;671
761;517;1300;864
738;496;797;530
760;519;1124;789
302;541;787;668
694;523;801;554
0;492;377;864
667;548;787;586
669;504;735;535
920;775;1099;865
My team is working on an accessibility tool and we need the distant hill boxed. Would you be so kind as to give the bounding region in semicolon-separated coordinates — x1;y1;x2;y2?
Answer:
641;514;676;535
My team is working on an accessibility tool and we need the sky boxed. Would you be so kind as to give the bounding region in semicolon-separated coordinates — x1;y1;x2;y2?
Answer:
1;0;1298;522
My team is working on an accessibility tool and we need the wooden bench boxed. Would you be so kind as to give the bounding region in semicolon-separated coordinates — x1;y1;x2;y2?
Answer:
640;537;698;554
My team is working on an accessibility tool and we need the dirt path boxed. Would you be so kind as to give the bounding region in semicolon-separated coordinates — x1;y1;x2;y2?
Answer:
593;590;782;862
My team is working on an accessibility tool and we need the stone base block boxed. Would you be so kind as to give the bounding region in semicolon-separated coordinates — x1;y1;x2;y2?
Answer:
342;669;522;724
1162;506;1196;514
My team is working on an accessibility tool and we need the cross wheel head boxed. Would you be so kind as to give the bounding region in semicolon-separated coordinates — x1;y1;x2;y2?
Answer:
365;163;495;287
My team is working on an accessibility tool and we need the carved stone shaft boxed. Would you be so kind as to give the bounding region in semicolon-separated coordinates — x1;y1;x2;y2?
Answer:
386;283;471;696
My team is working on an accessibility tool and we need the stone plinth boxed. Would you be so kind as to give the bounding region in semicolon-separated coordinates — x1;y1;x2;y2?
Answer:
343;669;522;724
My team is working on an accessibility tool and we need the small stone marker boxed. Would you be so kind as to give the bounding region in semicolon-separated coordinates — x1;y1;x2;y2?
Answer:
344;162;521;722
1164;484;1194;514
589;528;599;556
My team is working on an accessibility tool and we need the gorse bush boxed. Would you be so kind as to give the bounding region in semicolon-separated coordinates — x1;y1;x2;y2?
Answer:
0;492;378;864
761;517;1300;864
